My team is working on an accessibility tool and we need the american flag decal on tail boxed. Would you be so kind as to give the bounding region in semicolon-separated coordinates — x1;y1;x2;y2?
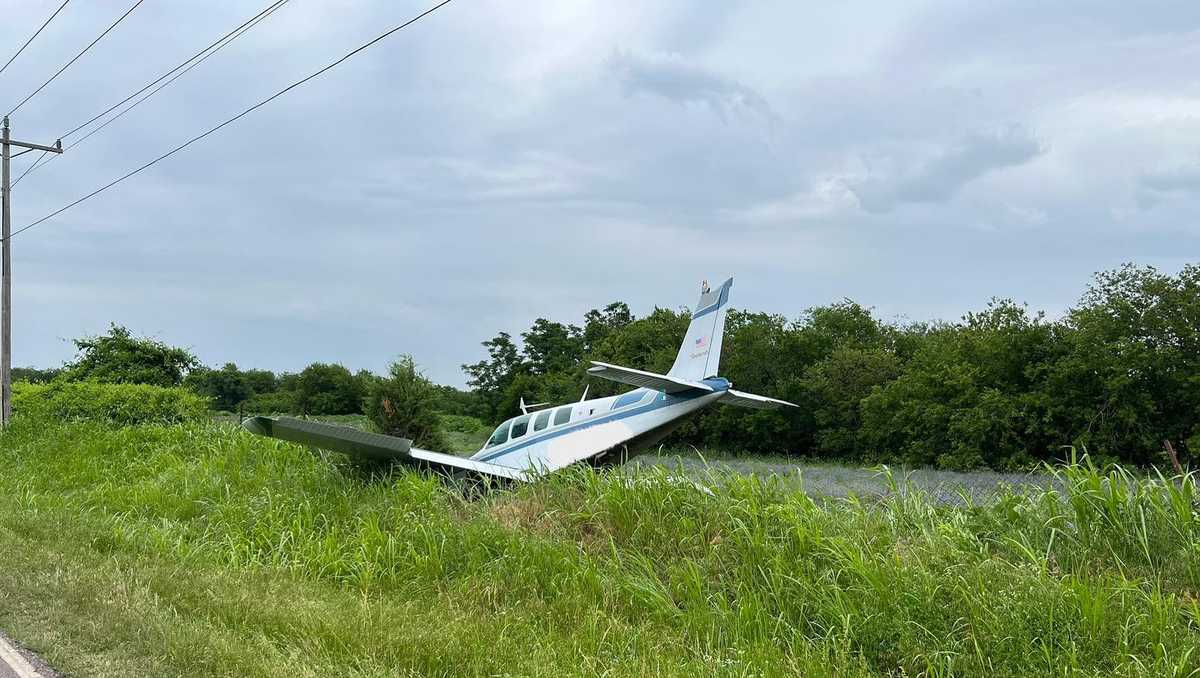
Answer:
695;336;707;347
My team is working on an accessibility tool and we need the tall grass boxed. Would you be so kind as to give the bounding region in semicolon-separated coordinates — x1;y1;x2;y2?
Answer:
1;416;1198;676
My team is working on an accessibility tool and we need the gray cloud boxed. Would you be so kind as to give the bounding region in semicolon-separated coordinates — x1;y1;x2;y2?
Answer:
608;48;776;124
1136;161;1200;210
848;127;1044;213
0;1;1196;386
1141;162;1200;193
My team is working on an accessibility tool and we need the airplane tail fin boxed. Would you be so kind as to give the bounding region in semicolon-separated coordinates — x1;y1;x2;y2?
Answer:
667;277;733;381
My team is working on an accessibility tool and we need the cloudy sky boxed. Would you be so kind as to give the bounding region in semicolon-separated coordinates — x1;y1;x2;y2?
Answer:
2;0;1198;385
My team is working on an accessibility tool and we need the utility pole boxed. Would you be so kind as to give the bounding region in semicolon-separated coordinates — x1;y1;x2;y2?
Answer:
1;117;62;425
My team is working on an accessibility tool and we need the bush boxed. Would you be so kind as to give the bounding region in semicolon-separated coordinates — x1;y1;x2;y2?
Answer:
60;324;198;387
294;363;368;415
13;381;210;425
242;390;297;414
365;357;450;452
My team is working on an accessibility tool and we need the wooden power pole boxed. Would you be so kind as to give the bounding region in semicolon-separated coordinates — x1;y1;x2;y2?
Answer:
1;117;62;425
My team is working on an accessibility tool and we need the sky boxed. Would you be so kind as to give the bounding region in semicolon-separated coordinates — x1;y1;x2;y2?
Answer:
1;0;1198;386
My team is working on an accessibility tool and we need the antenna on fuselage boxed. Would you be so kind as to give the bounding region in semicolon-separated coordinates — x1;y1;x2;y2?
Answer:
519;397;549;415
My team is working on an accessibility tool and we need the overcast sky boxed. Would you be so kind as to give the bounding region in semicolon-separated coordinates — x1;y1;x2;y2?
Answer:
2;0;1198;386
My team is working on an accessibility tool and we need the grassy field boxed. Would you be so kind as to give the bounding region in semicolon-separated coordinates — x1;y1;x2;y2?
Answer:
1;417;1199;676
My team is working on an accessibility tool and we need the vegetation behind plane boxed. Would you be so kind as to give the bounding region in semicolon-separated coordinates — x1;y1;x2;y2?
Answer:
15;262;1199;470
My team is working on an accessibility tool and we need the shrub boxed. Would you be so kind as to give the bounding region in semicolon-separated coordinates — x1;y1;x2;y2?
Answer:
60;324;198;387
242;389;297;414
13;380;210;425
366;356;450;452
294;363;368;415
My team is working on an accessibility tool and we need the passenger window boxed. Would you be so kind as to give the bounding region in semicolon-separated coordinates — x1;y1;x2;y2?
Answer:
553;406;571;426
485;421;510;448
612;390;646;409
510;414;531;439
533;410;552;432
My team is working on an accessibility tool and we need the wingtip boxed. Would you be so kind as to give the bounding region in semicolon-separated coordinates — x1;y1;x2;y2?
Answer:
241;415;271;435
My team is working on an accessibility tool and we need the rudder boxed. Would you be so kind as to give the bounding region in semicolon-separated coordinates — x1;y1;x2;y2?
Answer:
667;277;732;381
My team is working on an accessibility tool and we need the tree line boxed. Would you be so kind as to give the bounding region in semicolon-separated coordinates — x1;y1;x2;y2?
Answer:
14;263;1197;470
17;324;455;452
463;264;1198;469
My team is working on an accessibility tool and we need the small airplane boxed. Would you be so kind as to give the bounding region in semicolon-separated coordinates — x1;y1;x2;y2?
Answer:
243;277;796;481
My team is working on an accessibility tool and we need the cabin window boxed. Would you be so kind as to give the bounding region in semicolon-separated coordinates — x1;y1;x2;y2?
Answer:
533;409;552;432
553;406;572;426
510;414;531;439
485;421;510;448
612;390;647;410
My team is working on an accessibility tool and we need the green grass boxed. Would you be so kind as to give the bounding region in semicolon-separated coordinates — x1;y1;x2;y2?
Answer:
1;417;1199;676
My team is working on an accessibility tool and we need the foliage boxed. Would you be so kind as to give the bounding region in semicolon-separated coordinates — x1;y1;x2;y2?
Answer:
1;419;1198;675
20;262;1200;470
60;324;198;387
462;331;525;422
459;265;1200;469
859;300;1062;469
430;384;485;419
365;356;450;452
12;366;60;383
293;363;368;416
13;381;209;425
241;389;296;414
1048;263;1200;464
183;363;253;411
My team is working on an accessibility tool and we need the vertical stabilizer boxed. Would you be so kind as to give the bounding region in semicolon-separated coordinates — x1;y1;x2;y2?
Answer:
668;277;732;380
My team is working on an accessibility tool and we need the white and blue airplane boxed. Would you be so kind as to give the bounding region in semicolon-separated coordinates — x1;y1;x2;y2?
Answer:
243;277;796;481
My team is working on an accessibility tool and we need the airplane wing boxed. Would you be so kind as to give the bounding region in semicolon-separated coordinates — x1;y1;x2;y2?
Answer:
587;361;713;394
720;389;798;410
241;416;529;481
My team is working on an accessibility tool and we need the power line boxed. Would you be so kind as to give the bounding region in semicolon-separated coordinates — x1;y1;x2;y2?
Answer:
11;150;48;186
6;0;145;118
10;0;454;240
0;0;72;77
13;0;289;187
63;0;288;141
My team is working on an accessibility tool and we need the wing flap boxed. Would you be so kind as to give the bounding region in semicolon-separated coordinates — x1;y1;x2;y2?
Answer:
720;389;798;410
407;448;529;481
587;361;713;394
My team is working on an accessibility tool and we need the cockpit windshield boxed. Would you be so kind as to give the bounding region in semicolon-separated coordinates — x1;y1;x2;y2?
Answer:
485;421;510;448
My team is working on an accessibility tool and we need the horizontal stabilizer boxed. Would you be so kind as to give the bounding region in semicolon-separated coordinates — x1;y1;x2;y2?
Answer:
587;361;713;394
242;416;528;481
720;389;798;410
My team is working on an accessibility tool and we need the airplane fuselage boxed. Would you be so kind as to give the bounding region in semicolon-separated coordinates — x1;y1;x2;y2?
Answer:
469;378;732;473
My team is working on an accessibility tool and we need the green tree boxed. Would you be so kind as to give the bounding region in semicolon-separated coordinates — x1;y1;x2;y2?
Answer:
463;332;526;421
583;301;634;352
242;369;277;395
802;347;903;458
522;319;584;375
184;363;251;411
366;356;450;452
294;363;366;415
62;324;198;387
12;367;60;383
1049;264;1200;464
859;300;1061;469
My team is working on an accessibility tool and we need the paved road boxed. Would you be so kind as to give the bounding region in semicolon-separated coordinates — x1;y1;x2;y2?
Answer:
0;632;57;678
637;454;1058;504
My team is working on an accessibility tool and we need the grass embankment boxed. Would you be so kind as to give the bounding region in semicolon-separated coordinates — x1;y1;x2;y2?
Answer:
0;418;1198;676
